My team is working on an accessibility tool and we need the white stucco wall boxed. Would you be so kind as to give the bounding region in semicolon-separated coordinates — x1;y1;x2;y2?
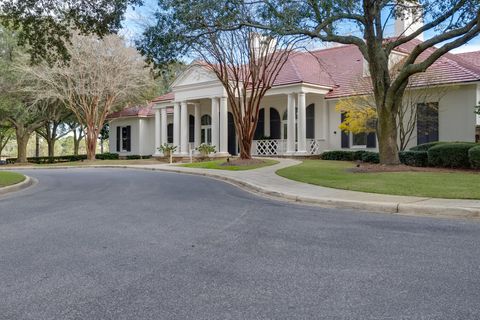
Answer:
108;118;142;156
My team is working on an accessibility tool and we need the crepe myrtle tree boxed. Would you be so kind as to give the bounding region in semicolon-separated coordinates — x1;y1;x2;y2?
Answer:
138;1;301;159
218;0;480;164
22;33;155;160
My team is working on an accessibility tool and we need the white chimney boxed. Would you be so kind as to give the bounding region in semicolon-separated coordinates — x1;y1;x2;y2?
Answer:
394;2;424;40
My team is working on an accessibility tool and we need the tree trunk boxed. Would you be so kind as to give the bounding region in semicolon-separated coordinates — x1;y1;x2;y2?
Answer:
47;139;55;158
100;139;104;154
35;133;40;157
376;106;400;165
239;138;252;159
85;130;97;160
16;129;30;164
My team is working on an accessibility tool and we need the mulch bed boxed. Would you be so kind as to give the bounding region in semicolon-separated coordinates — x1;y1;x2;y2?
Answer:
348;162;480;174
220;158;266;167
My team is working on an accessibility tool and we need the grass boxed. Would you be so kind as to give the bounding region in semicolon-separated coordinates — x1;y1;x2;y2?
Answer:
181;159;279;171
276;160;480;199
0;171;26;188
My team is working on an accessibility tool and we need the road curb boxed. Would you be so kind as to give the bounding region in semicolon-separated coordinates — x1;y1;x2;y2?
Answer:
91;165;480;219
0;175;35;196
4;165;480;219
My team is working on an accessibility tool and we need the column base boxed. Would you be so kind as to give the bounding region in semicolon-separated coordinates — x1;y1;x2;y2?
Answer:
214;152;230;157
295;150;308;156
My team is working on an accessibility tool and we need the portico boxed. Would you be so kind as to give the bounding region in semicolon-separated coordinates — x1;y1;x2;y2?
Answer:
153;96;230;157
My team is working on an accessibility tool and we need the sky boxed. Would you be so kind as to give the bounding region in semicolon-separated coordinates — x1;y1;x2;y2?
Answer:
121;2;480;54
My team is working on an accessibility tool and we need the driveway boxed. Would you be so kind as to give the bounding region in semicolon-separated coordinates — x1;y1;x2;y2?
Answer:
1;168;480;320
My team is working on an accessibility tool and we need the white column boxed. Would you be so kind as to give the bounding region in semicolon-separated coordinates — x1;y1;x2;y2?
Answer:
154;108;161;155
286;93;296;154
297;92;307;154
194;103;201;150
219;96;229;155
211;97;219;151
161;107;168;145
173;102;180;155
180;101;188;155
264;106;270;137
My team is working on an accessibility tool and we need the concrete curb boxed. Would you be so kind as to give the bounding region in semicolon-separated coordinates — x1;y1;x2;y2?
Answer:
90;165;480;220
3;164;480;219
0;175;35;196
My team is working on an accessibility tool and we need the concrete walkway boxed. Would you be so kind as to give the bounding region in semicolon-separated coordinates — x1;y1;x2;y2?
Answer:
123;159;480;219
3;159;480;218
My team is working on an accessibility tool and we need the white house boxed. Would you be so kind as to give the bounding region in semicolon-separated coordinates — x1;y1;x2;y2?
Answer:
108;21;480;158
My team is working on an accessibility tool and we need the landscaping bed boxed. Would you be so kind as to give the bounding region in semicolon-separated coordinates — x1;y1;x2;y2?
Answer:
0;171;26;188
276;160;480;199
181;158;278;171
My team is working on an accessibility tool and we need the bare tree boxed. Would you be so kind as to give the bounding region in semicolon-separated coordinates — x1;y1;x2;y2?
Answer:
66;120;85;156
193;28;300;159
23;33;154;160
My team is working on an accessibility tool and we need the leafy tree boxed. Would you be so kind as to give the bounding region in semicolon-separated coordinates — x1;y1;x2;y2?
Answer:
0;27;48;163
151;1;480;164
336;98;377;135
0;123;14;158
22;33;154;160
36;101;72;157
0;0;141;63
99;123;109;154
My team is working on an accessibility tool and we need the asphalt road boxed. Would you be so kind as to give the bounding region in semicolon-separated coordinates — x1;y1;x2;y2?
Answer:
1;168;480;320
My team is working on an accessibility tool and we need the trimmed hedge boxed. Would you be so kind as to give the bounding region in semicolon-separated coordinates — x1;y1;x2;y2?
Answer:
469;146;480;169
321;150;380;163
427;143;477;168
399;151;428;167
320;150;355;161
6;153;119;164
410;141;447;152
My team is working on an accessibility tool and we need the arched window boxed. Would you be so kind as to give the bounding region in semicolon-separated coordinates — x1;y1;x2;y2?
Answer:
201;115;211;126
201;115;212;143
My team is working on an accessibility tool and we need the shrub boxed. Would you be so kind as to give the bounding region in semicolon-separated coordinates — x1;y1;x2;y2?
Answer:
96;153;119;160
353;150;368;161
428;142;477;168
410;141;447;151
399;151;428;167
196;143;216;156
468;146;480;169
126;155;141;160
360;151;380;164
321;150;355;161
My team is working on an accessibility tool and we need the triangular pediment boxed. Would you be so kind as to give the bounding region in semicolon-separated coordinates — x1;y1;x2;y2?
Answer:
172;64;219;88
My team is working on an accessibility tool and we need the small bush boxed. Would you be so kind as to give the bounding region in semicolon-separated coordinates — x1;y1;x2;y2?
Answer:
468;146;480;169
399;151;428;167
428;142;477;168
126;155;141;160
360;151;380;164
141;155;152;159
96;153;119;160
353;150;368;161
410;141;447;151
321;150;355;161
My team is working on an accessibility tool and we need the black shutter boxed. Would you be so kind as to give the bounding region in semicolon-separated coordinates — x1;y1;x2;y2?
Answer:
306;104;315;139
366;132;377;148
126;126;131;152
254;109;265;140
116;126;120;152
341;113;350;148
189;115;195;143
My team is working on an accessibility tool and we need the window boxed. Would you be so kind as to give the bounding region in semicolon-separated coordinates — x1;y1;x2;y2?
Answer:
417;102;439;145
167;124;173;143
116;125;131;152
121;126;131;152
352;132;367;147
201;115;212;144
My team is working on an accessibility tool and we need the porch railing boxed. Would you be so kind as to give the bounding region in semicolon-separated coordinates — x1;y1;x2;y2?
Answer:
252;139;325;156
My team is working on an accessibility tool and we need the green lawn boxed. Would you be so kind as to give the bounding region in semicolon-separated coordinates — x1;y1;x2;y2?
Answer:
277;160;480;199
0;171;26;187
181;159;278;171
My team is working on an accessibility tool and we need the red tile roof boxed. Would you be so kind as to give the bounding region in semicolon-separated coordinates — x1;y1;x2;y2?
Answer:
151;92;175;102
107;104;154;119
110;40;480;119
